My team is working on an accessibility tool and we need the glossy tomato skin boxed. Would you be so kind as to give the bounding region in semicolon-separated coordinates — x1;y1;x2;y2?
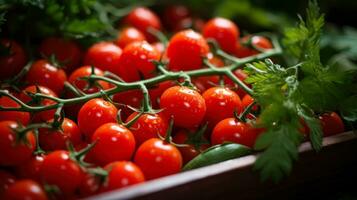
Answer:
235;35;273;58
39;118;82;151
78;98;118;140
26;59;67;95
126;112;168;147
125;7;162;42
0;39;27;79
0;121;35;166
148;81;176;108
0;170;16;195
134;138;182;180
84;42;122;73
116;27;146;48
0;96;30;125
101;161;145;192
167;29;209;71
241;94;259;112
319;112;344;137
41;150;83;195
211;118;262;148
116;41;160;82
91;123;136;166
160;86;206;128
113;90;143;119
3;180;48;200
202;87;242;127
203;18;239;53
15;155;45;182
39;37;82;72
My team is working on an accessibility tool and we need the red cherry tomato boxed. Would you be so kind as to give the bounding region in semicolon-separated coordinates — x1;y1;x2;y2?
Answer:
211;118;262;148
116;27;146;48
202;87;242;126
78;98;118;140
134;138;182;180
39;37;82;72
77;173;101;198
125;7;162;42
160;86;206;128
167;29;209;71
84;42;122;73
0;121;35;166
0;39;27;79
151;42;165;56
3;180;48;200
15;155;45;182
0;95;30;125
319;112;344;137
101;161;145;192
126;112;168;146
91;123;135;166
41;150;83;195
20;85;58;122
148;81;176;108
113;90;143;118
162;5;191;31
116;41;160;82
0;170;16;195
241;94;259;111
26;59;67;95
203;17;239;53
235;35;273;58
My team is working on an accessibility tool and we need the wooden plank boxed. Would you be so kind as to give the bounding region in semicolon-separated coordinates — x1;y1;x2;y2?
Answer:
89;132;357;200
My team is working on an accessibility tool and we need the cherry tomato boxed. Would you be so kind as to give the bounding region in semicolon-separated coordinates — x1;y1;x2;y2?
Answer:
78;98;118;140
125;7;162;42
116;27;146;48
162;5;191;31
203;17;239;53
160;86;206;128
126;112;168;146
113;90;143;118
101;161;145;192
3;180;48;200
202;87;242;126
91;123;135;166
151;42;165;56
319;112;344;137
83;42;122;73
0;39;27;79
26;59;67;95
148;81;176;108
39;118;82;151
167;29;209;71
0;170;16;195
39;37;82;72
241;94;259;112
235;35;273;58
15;155;45;182
0;121;35;166
134;138;182;180
41;150;83;195
20;85;58;122
0;95;30;125
116;41;160;82
77;173;100;198
211;118;263;148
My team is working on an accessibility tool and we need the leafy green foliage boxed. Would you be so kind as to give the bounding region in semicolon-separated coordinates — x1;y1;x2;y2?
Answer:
339;96;357;122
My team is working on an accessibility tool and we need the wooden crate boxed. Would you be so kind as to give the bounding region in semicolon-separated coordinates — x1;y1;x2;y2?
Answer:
89;132;357;200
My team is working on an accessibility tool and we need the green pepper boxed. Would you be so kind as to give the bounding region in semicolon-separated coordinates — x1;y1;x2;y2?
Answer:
182;143;252;171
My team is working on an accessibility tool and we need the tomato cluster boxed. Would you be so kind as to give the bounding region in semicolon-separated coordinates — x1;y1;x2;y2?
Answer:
0;5;345;199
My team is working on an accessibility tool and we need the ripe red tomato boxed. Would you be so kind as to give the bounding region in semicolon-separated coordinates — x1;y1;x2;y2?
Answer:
26;59;67;95
235;35;273;58
162;5;191;31
167;29;209;71
116;41;160;82
126;112;168;146
0;170;16;195
202;87;242;126
39;118;82;151
211;118;263;148
113;90;143;119
116;27;146;48
134;138;182;180
0;121;35;166
3;180;48;200
78;98;118;140
91;123;135;166
148;81;176;108
39;37;82;72
151;42;165;56
41;150;83;195
160;86;206;128
20;85;58;122
0;39;27;79
125;7;162;42
83;42;122;73
203;17;239;53
0;95;30;125
319;112;344;137
241;94;259;111
15;155;45;182
77;173;100;198
101;161;145;192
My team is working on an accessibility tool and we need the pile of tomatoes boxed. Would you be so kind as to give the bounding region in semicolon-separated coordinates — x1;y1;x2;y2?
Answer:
0;5;345;200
